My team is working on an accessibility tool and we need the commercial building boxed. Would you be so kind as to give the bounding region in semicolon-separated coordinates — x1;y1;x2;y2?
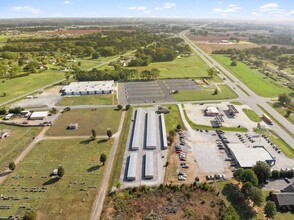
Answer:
146;110;157;149
127;153;138;181
205;106;220;116
61;81;114;96
145;151;154;179
29;111;48;120
228;144;275;168
131;108;144;150
160;113;168;149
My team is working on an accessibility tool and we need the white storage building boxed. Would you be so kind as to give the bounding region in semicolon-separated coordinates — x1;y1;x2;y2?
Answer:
145;151;154;179
160;113;168;149
131;108;143;150
61;81;114;96
29;111;48;120
127;153;138;181
146;110;157;149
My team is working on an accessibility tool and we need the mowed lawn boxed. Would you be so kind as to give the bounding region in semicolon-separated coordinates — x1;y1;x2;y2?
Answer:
0;124;41;172
213;55;293;97
268;102;294;125
0;70;64;104
57;94;116;106
173;84;238;101
128;55;213;80
0;139;112;220
76;55;118;70
47;108;122;136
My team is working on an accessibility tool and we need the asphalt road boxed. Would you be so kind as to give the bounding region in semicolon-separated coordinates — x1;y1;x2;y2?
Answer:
180;31;294;149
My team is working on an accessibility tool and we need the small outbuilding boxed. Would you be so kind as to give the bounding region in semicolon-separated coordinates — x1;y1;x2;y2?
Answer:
4;113;14;120
29;111;48;120
68;123;78;130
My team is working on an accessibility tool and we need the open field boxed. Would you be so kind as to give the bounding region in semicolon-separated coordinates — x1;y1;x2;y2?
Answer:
57;94;116;106
0;138;112;219
173;84;238;101
0;124;41;172
197;42;259;54
102;183;233;219
213;55;293;97
164;105;185;132
0;70;65;104
76;55;118;70
127;55;221;81
267;102;294;125
242;108;262;122
46;108;122;136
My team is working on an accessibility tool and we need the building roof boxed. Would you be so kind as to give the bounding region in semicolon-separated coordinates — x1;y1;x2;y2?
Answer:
206;106;219;114
273;193;294;206
283;183;294;193
160;113;168;148
145;151;154;178
146;110;157;148
131;108;143;150
62;81;114;93
30;111;48;118
127;153;138;180
228;144;274;168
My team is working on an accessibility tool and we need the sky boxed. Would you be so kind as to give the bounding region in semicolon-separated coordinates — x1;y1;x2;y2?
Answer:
0;0;293;20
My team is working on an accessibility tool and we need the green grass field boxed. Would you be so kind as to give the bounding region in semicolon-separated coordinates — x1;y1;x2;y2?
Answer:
46;108;122;136
0;70;64;104
57;94;116;106
0;124;41;172
0;138;112;219
164;105;185;131
173;84;238;101
127;55;222;81
76;55;118;70
213;55;293;97
242;108;262;122
267;102;294;125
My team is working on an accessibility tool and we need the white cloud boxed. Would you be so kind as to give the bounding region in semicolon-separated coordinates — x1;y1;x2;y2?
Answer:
155;2;176;10
289;10;294;15
128;6;147;11
260;3;279;12
212;4;241;13
252;2;294;17
64;1;71;4
11;6;40;15
144;10;151;14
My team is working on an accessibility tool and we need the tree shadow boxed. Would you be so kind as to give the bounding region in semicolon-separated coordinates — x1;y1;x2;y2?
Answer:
0;171;11;178
97;139;108;144
87;165;101;172
80;139;95;145
43;177;60;186
114;108;121;111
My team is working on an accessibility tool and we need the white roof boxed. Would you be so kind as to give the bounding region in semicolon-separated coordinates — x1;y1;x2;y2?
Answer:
228;144;274;168
127;153;138;180
146;110;157;148
145;151;154;178
30;111;48;118
160;113;168;148
206;106;219;114
131;108;143;150
62;81;114;93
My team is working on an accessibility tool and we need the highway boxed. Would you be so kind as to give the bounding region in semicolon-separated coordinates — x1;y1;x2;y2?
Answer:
179;31;294;148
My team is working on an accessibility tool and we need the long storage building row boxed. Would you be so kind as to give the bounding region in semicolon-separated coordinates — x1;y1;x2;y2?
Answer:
131;108;144;150
146;110;157;149
160;113;168;149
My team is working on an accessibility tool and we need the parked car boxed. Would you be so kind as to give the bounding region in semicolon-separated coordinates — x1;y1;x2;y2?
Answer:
181;163;189;168
284;177;291;183
178;172;187;177
225;157;232;161
178;175;186;181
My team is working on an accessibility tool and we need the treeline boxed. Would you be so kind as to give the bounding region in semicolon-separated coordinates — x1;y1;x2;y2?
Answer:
128;37;191;66
249;34;294;45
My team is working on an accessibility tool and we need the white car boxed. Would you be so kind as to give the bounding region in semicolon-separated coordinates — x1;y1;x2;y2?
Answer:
178;175;186;181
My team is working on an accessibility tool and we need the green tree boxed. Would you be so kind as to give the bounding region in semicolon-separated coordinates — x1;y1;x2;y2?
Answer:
241;182;253;198
57;166;65;178
117;104;123;110
241;169;258;186
91;129;97;139
264;201;277;219
271;170;280;179
252;161;271;184
249;187;263;206
100;153;107;165
150;68;160;80
125;104;131;110
233;168;244;182
23;210;37;220
9;162;16;171
0;108;7;115
107;129;112;139
213;88;218;95
207;67;217;78
286;109;292;117
278;93;290;105
92;52;99;59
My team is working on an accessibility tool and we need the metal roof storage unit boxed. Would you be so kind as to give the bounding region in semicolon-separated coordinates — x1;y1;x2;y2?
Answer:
160;113;168;149
127;153;138;181
145;151;154;179
131;108;143;150
146;110;157;149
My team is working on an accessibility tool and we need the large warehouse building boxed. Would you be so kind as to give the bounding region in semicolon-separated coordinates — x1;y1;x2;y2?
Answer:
131;108;144;150
127;153;138;181
61;81;114;95
146;110;157;149
228;144;275;168
160;113;168;149
145;151;154;179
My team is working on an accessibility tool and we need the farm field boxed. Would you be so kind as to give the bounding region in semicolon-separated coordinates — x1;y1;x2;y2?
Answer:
0;124;41;173
173;84;238;101
0;139;112;219
213;55;293;97
0;70;64;104
46;108;122;136
57;94;116;106
197;42;259;54
127;55;221;82
267;102;294;125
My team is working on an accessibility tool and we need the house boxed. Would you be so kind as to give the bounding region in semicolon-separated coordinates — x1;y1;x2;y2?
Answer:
282;183;294;193
0;129;11;139
271;193;294;209
68;123;78;130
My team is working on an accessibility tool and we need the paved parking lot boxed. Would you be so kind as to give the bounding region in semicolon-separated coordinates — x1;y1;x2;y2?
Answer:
118;79;199;104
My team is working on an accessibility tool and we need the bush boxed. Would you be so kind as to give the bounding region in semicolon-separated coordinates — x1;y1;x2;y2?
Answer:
125;104;130;110
0;108;7;115
117;104;123;110
23;210;36;220
57;166;65;178
271;170;280;179
9;162;16;171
